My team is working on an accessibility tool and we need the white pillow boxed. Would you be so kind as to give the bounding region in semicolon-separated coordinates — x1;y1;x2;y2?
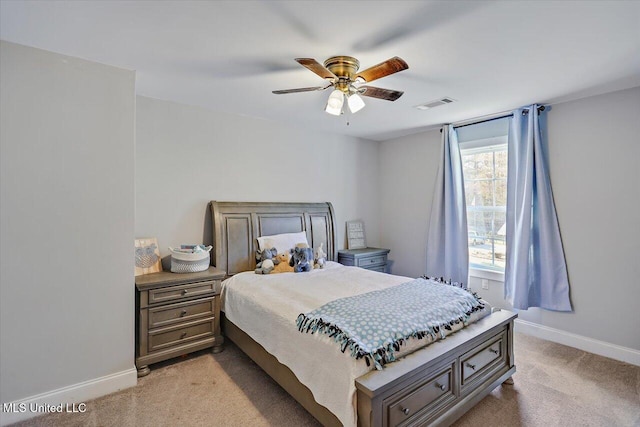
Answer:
257;231;309;253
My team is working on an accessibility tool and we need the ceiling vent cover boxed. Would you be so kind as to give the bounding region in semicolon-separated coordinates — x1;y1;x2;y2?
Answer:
415;97;455;110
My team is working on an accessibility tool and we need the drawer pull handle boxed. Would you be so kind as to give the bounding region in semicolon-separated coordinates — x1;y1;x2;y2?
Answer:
370;259;374;263
435;382;446;391
489;348;498;354
180;310;188;317
401;407;410;416
466;362;476;370
182;289;188;295
180;332;187;339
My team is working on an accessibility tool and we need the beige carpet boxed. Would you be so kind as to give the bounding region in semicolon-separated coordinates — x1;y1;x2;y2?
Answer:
11;333;640;427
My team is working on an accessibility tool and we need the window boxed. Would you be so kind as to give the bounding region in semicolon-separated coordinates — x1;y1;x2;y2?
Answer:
460;135;508;272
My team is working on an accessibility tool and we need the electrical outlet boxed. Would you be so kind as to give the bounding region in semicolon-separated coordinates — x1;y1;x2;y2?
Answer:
481;279;489;290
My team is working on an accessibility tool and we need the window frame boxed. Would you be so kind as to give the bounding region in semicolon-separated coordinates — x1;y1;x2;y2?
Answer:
459;135;508;281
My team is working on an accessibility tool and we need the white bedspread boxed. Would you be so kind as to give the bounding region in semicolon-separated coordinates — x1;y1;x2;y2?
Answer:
221;262;490;426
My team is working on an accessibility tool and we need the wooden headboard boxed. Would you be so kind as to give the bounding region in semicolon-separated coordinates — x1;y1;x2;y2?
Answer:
209;201;335;277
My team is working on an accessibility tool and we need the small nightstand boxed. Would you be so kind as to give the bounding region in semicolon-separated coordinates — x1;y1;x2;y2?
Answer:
135;267;225;377
338;247;390;273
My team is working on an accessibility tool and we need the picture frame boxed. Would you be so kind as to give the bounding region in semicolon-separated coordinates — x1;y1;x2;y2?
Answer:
135;237;163;276
346;220;366;250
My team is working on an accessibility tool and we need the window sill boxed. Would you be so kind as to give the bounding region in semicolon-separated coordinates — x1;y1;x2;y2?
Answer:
469;267;504;282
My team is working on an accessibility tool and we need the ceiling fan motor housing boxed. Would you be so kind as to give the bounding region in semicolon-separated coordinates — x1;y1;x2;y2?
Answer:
323;56;360;78
324;56;360;93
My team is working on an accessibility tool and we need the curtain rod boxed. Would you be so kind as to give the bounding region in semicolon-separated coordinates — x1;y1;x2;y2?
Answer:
441;105;546;131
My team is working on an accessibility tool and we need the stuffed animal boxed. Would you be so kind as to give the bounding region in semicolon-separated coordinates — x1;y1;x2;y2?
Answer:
271;252;294;273
257;258;275;274
289;246;314;273
255;247;279;274
314;243;327;269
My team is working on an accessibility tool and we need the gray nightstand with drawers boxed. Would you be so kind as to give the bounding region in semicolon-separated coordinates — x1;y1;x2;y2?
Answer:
135;267;225;377
338;247;390;273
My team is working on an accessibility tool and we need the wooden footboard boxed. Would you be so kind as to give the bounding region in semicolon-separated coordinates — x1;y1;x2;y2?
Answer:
355;309;516;427
223;310;516;427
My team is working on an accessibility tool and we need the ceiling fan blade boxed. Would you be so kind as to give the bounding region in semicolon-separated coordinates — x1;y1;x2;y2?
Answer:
359;86;404;101
272;84;331;94
295;58;338;80
354;57;408;83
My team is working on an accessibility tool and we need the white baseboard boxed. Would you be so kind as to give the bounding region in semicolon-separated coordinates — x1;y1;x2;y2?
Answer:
515;319;640;366
0;368;137;426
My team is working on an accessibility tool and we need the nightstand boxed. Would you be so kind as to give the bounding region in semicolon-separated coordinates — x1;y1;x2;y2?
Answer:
135;267;225;377
338;247;390;273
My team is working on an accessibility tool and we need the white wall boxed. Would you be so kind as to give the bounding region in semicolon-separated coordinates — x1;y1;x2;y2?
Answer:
135;96;381;262
0;41;136;423
379;87;640;354
378;129;442;278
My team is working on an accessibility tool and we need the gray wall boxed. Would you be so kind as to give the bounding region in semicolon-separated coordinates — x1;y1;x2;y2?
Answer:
0;42;135;404
135;96;381;261
379;87;640;351
378;130;441;278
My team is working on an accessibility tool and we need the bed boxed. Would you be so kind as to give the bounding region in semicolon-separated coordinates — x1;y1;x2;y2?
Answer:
210;201;516;427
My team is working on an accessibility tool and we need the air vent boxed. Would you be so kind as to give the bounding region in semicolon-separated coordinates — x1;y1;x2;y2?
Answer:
415;97;455;110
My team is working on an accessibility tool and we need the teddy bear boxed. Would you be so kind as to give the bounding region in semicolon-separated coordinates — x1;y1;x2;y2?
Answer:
271;252;294;273
314;243;327;269
255;247;279;274
289;246;314;273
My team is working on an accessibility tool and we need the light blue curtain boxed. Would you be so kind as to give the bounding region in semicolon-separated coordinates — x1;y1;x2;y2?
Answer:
504;106;572;311
426;125;468;286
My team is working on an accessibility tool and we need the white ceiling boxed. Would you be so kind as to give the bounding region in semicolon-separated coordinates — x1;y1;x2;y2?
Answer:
1;1;639;141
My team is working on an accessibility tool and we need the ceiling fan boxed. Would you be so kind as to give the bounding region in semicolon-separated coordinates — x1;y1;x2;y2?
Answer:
272;56;408;115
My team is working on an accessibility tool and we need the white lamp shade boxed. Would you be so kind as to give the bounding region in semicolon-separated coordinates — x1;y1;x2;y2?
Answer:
325;89;344;116
347;93;366;113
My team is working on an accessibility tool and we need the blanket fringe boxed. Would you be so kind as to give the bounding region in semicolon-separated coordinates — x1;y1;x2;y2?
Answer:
421;275;485;303
296;286;485;370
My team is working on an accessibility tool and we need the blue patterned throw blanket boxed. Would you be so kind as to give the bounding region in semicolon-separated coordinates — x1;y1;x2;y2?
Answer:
296;278;484;370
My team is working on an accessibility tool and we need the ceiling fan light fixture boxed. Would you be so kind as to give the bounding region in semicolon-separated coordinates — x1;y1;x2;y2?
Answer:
325;89;344;116
347;93;365;113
